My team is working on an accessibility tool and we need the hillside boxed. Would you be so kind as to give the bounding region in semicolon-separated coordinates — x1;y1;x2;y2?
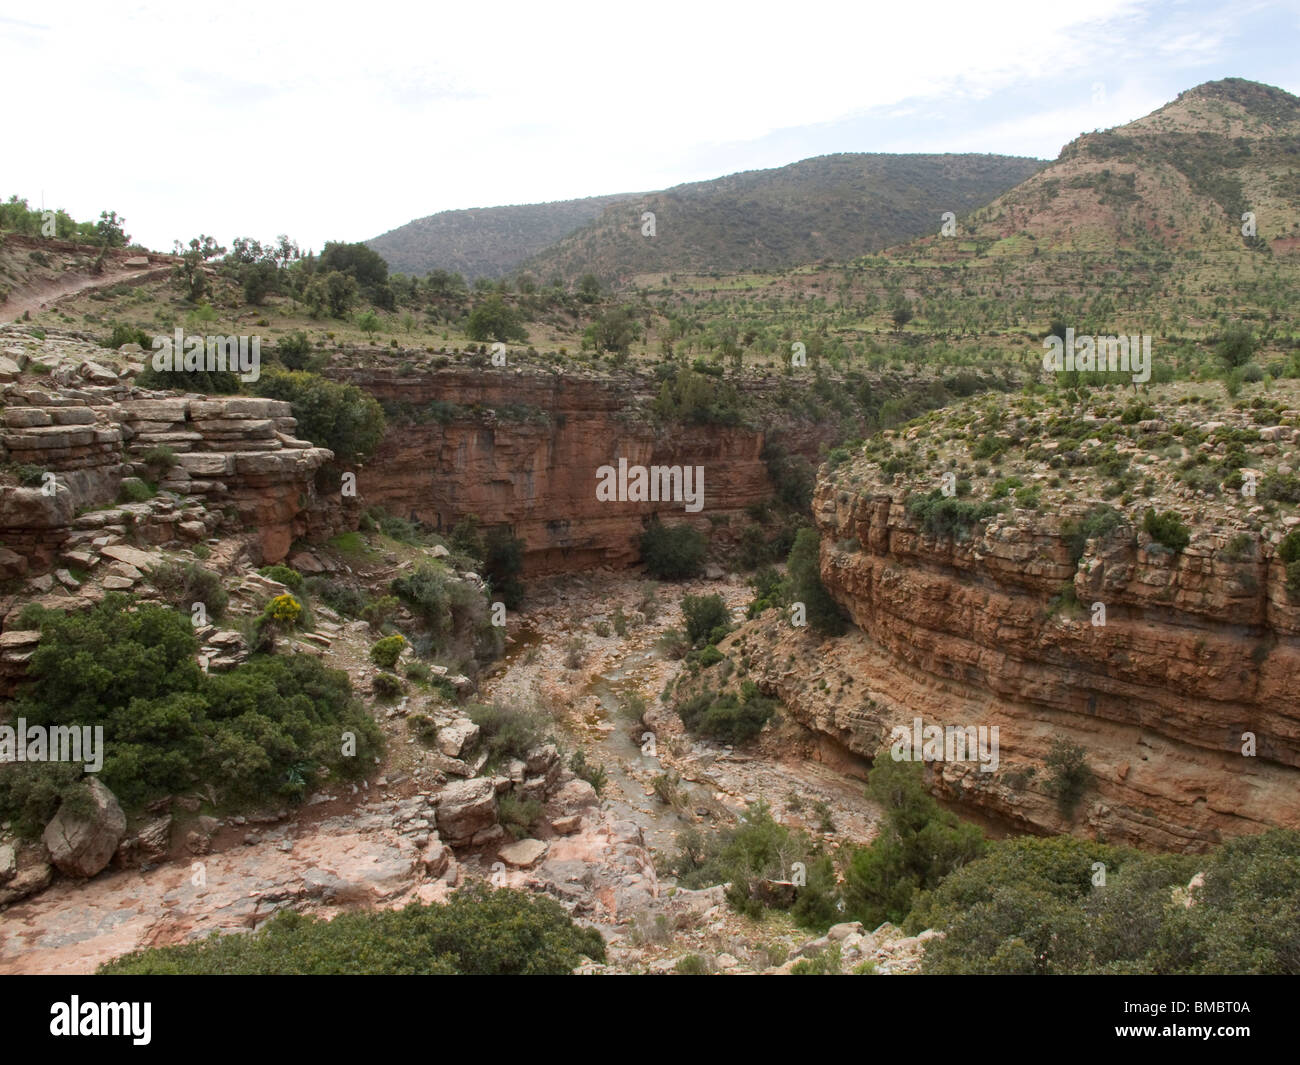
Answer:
368;152;1043;284
521;153;1044;283
366;194;638;280
917;78;1300;257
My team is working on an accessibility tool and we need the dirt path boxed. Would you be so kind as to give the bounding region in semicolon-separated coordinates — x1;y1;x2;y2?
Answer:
0;263;171;324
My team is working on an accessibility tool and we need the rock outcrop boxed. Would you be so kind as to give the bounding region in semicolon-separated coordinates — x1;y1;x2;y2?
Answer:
0;328;332;572
765;478;1300;850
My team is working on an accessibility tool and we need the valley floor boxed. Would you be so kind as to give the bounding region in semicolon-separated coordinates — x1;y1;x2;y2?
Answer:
0;572;887;975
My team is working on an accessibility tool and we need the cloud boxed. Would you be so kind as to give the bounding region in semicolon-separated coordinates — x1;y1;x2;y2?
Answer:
0;0;1291;253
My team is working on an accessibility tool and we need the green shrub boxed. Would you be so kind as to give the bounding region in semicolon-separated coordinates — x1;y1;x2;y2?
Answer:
682;593;729;647
0;596;380;816
693;644;724;668
103;322;151;350
148;560;228;619
639;522;707;579
372;672;403;699
786;527;847;635
117;477;155;503
99;887;604;974
466;702;549;767
498;795;544;839
360;594;399;630
370;634;406;669
676;684;777;743
671;800;840;931
258;564;304;591
568;748;608;795
1045;739;1090;815
841;759;986;930
274;330;314;370
252;368;385;463
906;492;1000;540
304;576;367;617
1142;508;1190;553
674;954;711;975
391;565;485;655
1061;504;1126;565
408;712;438;742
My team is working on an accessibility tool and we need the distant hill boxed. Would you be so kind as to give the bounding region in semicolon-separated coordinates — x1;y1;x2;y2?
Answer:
366;194;638;280
926;78;1300;257
522;153;1044;284
368;153;1044;282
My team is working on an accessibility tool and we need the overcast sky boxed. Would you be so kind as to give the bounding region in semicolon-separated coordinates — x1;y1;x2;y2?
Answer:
2;0;1296;255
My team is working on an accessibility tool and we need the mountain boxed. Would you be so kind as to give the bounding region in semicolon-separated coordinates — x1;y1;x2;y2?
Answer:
366;193;638;280
368;152;1043;282
520;153;1044;283
925;78;1300;257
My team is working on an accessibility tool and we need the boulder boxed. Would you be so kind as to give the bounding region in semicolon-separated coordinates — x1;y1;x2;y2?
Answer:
550;778;599;810
0;843;15;884
0;859;53;906
41;778;127;878
498;838;548;868
78;361;118;384
115;815;172;867
420;838;450;878
434;777;498;846
437;719;480;759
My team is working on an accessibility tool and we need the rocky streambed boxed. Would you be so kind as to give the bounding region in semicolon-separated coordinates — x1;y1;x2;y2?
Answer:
0;569;889;975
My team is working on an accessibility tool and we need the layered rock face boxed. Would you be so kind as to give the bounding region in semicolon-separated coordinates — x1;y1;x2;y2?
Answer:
119;397;332;561
0;334;332;573
781;482;1300;850
335;368;806;575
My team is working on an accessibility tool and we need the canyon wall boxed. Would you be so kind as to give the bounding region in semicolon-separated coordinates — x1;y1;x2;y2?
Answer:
773;480;1300;850
334;367;820;575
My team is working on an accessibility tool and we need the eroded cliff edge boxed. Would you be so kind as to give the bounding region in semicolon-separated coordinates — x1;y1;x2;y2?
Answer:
753;390;1300;851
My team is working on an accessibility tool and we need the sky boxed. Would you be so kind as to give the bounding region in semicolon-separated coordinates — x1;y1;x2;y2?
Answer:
1;0;1297;254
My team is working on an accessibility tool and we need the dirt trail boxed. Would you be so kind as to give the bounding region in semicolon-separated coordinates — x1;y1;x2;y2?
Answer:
0;263;171;324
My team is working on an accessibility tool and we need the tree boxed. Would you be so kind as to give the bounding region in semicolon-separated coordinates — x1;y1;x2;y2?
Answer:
356;310;381;338
1215;323;1257;369
95;210;128;248
252;368;385;463
682;593;729;646
241;260;279;305
576;273;601;303
889;294;913;330
320;241;392;307
786;528;847;634
172;235;225;303
466;295;527;343
639;522;706;579
842;759;986;929
585;306;640;355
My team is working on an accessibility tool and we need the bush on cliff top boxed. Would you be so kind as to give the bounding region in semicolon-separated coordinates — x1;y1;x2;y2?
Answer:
252;367;385;464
